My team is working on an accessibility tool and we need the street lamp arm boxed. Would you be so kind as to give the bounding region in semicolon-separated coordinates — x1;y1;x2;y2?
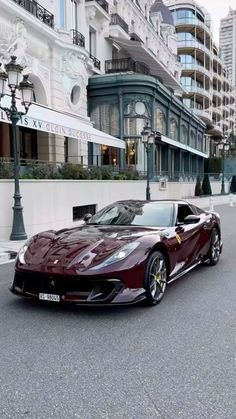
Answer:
0;104;29;122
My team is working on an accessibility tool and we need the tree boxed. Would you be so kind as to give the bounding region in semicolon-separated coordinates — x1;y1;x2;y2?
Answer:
230;175;236;193
194;176;203;196
202;174;212;195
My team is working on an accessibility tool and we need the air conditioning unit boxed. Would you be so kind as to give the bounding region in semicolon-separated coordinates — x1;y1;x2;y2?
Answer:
159;178;167;190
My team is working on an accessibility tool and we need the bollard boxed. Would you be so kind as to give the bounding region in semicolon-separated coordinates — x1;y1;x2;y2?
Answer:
209;196;214;211
229;193;234;207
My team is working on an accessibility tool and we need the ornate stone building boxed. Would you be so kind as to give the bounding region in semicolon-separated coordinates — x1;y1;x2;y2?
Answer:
0;0;124;166
0;0;208;177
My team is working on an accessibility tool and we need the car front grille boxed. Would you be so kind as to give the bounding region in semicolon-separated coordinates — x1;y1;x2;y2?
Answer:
13;271;123;303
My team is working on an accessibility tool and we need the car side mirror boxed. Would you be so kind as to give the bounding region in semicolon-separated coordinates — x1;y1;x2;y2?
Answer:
83;213;92;222
184;214;200;224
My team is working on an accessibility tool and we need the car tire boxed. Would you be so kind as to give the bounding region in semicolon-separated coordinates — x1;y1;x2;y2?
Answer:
208;227;221;266
144;251;168;306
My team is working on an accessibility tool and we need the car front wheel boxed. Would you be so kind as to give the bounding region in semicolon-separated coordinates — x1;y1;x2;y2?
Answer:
144;251;168;306
208;227;221;265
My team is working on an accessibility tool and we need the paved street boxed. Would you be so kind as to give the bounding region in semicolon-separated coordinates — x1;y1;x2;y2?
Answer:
0;204;236;419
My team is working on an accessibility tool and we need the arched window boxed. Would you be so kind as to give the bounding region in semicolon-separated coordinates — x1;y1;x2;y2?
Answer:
170;118;178;140
197;134;203;151
181;125;188;144
156;108;166;134
91;103;119;137
190;130;196;148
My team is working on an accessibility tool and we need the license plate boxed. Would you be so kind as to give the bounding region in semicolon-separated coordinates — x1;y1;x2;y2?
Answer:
39;293;60;302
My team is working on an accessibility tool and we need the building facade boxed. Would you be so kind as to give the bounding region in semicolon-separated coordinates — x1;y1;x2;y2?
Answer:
0;0;124;167
166;0;236;151
87;0;207;177
0;0;208;176
88;73;206;178
220;8;236;88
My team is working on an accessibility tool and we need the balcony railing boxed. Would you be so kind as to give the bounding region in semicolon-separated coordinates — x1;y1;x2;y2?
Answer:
85;0;109;13
105;58;150;75
110;13;129;34
90;53;101;70
12;0;54;28
72;29;85;48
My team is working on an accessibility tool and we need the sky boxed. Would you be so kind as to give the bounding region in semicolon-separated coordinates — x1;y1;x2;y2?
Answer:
197;0;235;43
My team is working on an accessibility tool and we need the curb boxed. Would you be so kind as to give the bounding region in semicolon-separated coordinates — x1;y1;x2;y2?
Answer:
0;251;17;265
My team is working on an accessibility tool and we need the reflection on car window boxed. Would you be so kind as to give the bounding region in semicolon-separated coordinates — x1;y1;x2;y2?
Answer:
177;204;194;223
88;202;173;227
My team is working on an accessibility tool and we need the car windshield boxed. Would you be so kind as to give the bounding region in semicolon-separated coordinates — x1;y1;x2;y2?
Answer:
88;202;174;227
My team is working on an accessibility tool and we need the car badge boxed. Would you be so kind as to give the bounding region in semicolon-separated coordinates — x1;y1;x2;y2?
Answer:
175;233;182;244
53;259;59;265
50;280;55;286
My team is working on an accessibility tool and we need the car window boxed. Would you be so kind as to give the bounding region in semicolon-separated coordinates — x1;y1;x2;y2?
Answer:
88;202;174;227
176;204;194;223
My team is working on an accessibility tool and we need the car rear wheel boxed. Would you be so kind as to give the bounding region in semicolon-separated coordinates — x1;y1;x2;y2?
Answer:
208;227;221;265
144;251;167;305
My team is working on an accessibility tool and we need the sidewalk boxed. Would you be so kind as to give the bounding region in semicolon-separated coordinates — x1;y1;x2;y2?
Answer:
0;194;234;264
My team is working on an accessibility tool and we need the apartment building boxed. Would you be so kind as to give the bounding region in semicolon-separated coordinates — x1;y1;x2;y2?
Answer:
0;0;208;176
166;0;235;151
220;8;236;88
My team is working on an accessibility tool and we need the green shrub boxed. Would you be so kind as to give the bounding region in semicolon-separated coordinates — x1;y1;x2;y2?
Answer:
230;175;236;193
100;167;114;180
20;163;57;179
58;163;89;179
89;166;103;180
202;174;212;195
0;160;14;179
194;176;203;196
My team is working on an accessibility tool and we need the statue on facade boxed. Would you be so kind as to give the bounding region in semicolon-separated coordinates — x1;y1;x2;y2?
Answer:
7;20;28;66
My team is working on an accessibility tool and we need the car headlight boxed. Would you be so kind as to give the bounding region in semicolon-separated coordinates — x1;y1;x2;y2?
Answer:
18;238;33;264
90;242;140;270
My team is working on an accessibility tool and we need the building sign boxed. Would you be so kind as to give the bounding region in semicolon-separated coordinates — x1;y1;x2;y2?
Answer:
0;109;92;141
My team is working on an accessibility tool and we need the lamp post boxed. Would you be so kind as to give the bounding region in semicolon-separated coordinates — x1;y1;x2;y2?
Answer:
141;122;156;201
0;56;34;240
218;138;230;194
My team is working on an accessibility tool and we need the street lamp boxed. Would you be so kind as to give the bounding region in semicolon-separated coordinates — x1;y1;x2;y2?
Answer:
0;56;34;240
218;138;230;194
141;122;156;201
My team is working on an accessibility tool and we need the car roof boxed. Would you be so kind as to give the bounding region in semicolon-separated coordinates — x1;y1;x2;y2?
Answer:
116;199;190;205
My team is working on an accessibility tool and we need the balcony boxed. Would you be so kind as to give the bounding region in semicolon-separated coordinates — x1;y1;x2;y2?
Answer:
85;0;109;13
110;13;129;34
72;29;85;48
130;32;143;43
90;53;101;70
105;57;150;75
12;0;54;28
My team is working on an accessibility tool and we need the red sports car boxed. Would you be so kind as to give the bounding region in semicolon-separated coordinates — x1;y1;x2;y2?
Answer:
11;200;222;306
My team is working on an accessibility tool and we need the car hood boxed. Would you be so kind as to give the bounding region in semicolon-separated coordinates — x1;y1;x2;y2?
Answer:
23;225;165;271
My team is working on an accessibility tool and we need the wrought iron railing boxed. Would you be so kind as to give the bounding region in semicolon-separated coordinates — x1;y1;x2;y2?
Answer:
89;53;101;70
12;0;54;28
72;29;85;48
110;13;129;33
85;0;109;13
105;57;150;75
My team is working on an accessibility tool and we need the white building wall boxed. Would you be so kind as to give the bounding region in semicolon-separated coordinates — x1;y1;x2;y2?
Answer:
0;179;230;240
